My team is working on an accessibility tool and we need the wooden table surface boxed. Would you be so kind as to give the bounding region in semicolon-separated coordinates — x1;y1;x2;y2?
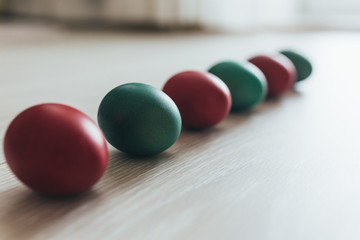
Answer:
1;23;360;240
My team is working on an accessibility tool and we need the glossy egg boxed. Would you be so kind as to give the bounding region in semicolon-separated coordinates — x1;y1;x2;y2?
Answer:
280;50;312;81
248;54;296;97
208;61;267;111
98;83;181;156
163;71;231;129
3;103;108;196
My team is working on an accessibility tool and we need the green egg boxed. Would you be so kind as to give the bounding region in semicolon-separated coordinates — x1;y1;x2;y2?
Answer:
280;50;312;81
97;83;181;156
208;61;267;111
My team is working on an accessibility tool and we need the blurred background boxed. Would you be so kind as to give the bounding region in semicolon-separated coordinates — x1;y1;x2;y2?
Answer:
0;0;359;31
1;2;360;240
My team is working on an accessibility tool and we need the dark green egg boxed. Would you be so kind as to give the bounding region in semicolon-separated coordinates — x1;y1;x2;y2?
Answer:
97;83;181;156
280;50;312;81
208;61;267;111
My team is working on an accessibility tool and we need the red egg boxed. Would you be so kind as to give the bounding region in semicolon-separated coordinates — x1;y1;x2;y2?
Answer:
3;103;108;196
248;54;296;97
163;71;231;129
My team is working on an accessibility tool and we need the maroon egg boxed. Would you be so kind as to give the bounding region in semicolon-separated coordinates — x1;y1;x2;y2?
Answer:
163;71;231;129
248;54;296;97
3;103;108;196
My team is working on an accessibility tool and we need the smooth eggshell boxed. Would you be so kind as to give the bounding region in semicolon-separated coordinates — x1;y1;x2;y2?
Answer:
208;61;267;111
3;103;109;196
98;83;181;156
248;54;296;97
280;50;312;81
163;71;231;129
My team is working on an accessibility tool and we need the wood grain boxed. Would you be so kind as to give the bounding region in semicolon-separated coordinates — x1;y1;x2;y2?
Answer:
1;23;360;240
